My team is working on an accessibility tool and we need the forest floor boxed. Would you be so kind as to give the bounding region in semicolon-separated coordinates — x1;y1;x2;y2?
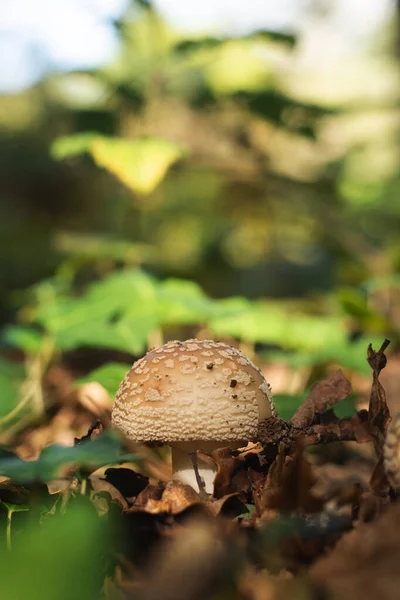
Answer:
1;340;400;600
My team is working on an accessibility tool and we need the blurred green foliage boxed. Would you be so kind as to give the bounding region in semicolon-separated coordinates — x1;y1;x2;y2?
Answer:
1;1;399;310
51;134;184;195
0;360;25;419
0;430;140;481
0;264;383;427
0;501;110;600
0;1;398;433
0;4;398;598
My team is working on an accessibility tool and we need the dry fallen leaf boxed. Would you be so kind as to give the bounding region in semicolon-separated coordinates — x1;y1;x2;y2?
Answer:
261;443;323;515
103;467;149;502
130;480;202;515
291;369;352;429
132;516;242;600
368;340;391;456
202;447;250;499
311;504;400;600
367;340;392;494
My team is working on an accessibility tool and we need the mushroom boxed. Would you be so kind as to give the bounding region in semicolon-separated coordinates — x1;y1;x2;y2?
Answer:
111;339;275;494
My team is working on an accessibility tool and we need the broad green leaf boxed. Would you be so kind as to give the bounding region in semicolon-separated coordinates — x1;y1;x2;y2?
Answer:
174;30;296;55
50;132;98;159
0;502;110;600
3;326;44;354
76;363;131;398
93;137;183;195
210;299;344;351
265;335;382;375
209;301;283;344
205;40;272;95
52;134;184;194
157;278;213;323
53;320;146;354
273;393;307;421
336;287;370;318
273;391;355;422
333;395;357;419
36;270;158;353
37;270;156;332
117;313;160;353
0;431;141;482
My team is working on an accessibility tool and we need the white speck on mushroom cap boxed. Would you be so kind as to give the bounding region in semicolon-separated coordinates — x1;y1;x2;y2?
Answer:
112;339;275;443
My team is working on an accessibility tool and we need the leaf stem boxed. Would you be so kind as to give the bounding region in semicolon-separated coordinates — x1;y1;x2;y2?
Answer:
6;509;13;552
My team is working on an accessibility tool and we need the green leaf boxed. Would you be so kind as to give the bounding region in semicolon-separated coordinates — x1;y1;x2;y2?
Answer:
336;287;370;318
50;132;98;159
274;390;356;421
364;274;400;292
210;299;344;351
0;502;110;600
36;270;158;353
265;334;381;375
173;36;222;54
273;393;307;421
3;326;44;354
52;134;184;195
116;313;159;353
53;320;145;354
91;136;184;194
174;29;296;56
157;278;213;323
248;29;297;48
0;359;25;419
76;363;131;397
37;270;156;332
0;431;141;482
333;395;357;419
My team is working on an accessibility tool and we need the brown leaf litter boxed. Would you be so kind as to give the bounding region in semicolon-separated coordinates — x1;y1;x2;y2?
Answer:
2;339;400;600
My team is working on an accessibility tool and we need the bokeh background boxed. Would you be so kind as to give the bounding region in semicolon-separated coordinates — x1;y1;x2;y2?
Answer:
0;4;400;599
0;0;399;428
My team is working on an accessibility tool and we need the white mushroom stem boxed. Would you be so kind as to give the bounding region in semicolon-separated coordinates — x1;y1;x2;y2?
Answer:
170;441;246;494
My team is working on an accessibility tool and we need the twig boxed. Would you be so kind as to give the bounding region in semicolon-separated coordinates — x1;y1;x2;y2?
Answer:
258;412;372;453
189;452;208;499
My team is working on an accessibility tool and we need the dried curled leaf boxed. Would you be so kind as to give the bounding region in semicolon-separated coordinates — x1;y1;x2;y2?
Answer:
258;412;371;453
103;467;149;502
368;340;391;456
200;447;250;499
130;480;202;515
291;369;352;429
304;410;372;446
90;476;129;512
261;443;323;515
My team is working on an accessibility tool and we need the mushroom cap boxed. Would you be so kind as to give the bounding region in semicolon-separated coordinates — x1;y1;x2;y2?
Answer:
111;339;275;443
